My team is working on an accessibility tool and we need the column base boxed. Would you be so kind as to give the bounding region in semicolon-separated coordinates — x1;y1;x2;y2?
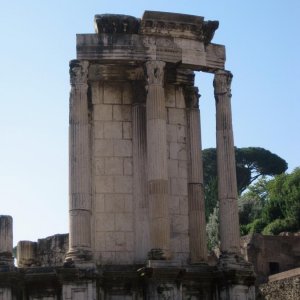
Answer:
148;248;171;260
0;252;14;269
218;252;253;271
217;253;256;300
65;248;94;268
146;259;182;268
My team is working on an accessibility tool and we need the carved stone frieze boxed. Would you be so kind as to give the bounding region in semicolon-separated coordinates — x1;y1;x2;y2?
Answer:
88;63;144;82
94;14;140;34
141;11;219;43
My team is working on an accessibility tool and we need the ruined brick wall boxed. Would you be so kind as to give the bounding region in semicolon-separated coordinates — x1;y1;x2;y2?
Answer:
37;233;69;266
16;234;69;267
241;234;300;283
258;275;300;299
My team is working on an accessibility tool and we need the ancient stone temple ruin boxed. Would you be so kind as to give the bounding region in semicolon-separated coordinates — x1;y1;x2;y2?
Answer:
0;11;255;300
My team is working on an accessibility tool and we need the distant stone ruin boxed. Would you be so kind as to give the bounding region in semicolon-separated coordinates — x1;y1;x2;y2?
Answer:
0;11;255;300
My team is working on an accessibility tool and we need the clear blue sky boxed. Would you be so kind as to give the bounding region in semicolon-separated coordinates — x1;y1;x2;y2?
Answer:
1;1;300;245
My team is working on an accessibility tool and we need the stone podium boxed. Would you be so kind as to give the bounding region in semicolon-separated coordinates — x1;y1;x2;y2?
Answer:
0;11;255;300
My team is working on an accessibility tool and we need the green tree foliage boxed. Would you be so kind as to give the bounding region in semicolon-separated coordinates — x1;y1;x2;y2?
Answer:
240;168;300;235
235;147;288;193
203;147;287;219
238;177;269;226
206;205;219;251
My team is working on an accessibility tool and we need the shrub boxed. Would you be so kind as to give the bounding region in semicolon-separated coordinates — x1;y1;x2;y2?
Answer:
262;218;298;235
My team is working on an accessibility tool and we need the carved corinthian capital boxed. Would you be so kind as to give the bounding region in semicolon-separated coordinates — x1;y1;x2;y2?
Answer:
213;70;233;96
70;60;89;86
145;60;165;86
184;86;200;109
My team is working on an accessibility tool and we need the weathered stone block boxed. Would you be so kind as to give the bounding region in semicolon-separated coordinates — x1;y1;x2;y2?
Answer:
103;121;122;139
114;176;133;193
95;232;105;250
123;158;133;175
178;160;188;178
96;213;115;231
181;236;189;252
0;288;12;300
175;87;185;108
113;105;132;121
95;175;114;193
165;85;176;107
125;232;134;251
116;251;134;264
95;194;105;212
36;234;69;267
122;83;133;104
168;108;186;125
170;142;187;160
104;194;125;212
169;196;180;214
170;236;181;252
168;159;178;177
94;139;114;157
171;178;188;195
122;122;132;139
177;124;186;143
63;281;97;300
115;213;133;231
124;195;133;212
94;104;113;120
91;82;104;104
179;196;188;215
171;215;189;234
104;232;123;251
104;83;122;104
114;140;132;157
94;157;104;175
17;240;37;267
167;124;177;142
101;251;116;264
94;121;104;139
105;157;123;175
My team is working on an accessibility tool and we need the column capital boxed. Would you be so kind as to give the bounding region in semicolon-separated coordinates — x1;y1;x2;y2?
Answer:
184;86;200;109
213;70;233;96
145;60;166;86
70;60;89;86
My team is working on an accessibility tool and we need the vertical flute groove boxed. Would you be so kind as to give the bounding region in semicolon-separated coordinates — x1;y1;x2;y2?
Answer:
145;61;170;259
214;70;240;254
185;87;207;263
67;60;93;262
133;88;150;261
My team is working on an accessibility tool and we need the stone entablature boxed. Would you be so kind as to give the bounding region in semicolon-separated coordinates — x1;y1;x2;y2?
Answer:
77;11;225;72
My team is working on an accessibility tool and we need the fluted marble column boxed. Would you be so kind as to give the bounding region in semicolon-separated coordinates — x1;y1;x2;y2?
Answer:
214;70;240;254
185;87;207;263
145;61;170;259
0;215;13;266
17;241;37;267
66;60;93;263
132;84;150;262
